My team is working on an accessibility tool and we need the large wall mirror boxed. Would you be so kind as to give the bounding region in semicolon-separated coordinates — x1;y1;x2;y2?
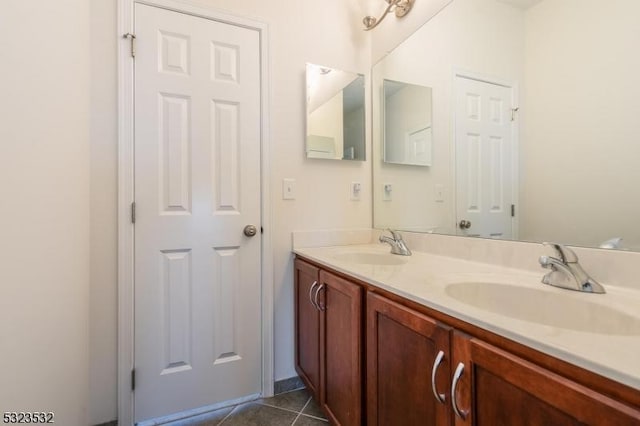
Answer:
373;0;640;250
306;63;366;161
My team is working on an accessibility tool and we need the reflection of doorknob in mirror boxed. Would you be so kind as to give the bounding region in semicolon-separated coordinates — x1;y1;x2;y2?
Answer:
459;220;471;230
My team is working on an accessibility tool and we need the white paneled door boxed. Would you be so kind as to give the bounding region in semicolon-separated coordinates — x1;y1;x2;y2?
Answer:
455;76;515;239
133;4;262;422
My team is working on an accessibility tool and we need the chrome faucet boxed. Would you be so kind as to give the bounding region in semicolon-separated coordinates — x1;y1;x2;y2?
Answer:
538;243;605;294
379;229;412;256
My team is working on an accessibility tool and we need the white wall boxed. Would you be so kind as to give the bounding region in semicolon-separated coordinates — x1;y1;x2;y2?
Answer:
368;0;453;63
89;0;371;423
0;2;91;425
373;0;524;234
520;0;640;248
90;0;119;422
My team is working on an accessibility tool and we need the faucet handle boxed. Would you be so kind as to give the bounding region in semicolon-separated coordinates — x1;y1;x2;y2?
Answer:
542;242;578;263
387;228;402;241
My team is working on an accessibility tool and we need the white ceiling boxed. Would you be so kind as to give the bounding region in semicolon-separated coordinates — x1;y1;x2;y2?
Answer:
496;0;543;10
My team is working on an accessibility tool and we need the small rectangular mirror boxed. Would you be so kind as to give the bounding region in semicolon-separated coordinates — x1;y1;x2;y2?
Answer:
383;79;433;166
306;63;366;161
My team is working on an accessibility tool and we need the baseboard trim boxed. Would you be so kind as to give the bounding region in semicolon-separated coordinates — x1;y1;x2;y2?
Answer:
274;376;305;394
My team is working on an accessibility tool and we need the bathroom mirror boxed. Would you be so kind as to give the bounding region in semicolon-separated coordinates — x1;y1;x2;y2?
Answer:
383;79;433;166
373;0;640;250
306;63;366;161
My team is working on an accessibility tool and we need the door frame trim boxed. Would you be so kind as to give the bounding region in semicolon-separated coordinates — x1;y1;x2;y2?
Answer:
117;1;273;424
451;68;520;239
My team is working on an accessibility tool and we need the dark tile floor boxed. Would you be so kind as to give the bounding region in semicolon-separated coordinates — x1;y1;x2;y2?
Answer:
166;388;328;426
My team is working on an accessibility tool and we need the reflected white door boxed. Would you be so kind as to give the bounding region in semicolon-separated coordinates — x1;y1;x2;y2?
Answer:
455;76;515;239
134;4;262;422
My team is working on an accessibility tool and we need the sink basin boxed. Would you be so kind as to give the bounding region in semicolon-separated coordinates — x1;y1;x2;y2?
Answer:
446;282;640;335
333;252;408;266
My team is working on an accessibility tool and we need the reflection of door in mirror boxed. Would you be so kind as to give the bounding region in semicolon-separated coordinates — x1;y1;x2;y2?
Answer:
383;79;433;166
306;63;366;161
455;75;516;239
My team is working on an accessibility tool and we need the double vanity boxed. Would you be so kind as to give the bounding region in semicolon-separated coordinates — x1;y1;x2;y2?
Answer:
293;233;640;425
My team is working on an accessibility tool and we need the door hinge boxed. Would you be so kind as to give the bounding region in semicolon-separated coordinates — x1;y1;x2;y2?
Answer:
131;368;136;391
511;204;516;217
131;202;136;224
123;33;136;58
511;107;520;122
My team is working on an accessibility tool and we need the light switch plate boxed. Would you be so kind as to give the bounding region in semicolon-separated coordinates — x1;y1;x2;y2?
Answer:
435;184;444;203
350;182;362;201
283;178;296;200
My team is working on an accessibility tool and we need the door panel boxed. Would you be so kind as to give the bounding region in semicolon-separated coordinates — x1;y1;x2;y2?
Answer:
455;76;514;239
134;4;261;422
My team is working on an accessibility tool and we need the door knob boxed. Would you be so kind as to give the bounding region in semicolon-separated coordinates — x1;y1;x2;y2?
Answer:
243;225;258;237
458;220;472;230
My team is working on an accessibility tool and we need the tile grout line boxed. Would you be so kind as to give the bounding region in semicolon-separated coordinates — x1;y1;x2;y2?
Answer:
257;402;311;416
216;405;237;425
291;397;312;425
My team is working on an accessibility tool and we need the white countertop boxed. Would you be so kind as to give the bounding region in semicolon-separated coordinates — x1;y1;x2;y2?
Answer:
294;243;640;391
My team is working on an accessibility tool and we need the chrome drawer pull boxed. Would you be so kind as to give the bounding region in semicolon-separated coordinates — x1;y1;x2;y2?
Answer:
451;362;468;420
431;350;446;404
314;283;326;311
308;281;319;310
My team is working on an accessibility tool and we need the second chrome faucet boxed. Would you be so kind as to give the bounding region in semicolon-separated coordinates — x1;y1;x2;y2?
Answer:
539;242;605;293
379;229;412;256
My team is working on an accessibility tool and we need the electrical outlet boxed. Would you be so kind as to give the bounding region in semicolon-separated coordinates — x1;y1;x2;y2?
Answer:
351;182;362;201
383;183;393;201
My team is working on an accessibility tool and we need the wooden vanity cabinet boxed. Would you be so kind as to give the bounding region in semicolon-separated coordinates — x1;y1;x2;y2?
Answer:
294;259;362;426
451;332;640;426
294;259;321;399
294;257;640;426
366;292;452;426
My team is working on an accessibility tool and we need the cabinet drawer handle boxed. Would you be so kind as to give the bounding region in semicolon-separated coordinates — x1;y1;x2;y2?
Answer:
314;283;326;311
451;362;468;420
308;281;319;310
431;350;446;404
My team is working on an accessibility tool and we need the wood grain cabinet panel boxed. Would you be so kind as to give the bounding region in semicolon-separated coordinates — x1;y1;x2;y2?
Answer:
451;331;640;426
294;259;321;399
367;292;452;426
319;270;362;426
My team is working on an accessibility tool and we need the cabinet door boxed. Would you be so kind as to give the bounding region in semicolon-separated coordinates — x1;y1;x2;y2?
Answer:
367;292;452;426
319;270;363;426
294;259;321;399
451;332;640;426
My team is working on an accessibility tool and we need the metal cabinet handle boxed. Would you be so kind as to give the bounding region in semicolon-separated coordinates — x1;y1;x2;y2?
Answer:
313;283;325;311
451;362;468;420
308;281;319;310
431;350;446;404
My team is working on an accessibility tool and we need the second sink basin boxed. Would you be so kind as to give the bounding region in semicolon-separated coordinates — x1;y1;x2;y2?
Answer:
332;252;408;266
445;282;640;335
